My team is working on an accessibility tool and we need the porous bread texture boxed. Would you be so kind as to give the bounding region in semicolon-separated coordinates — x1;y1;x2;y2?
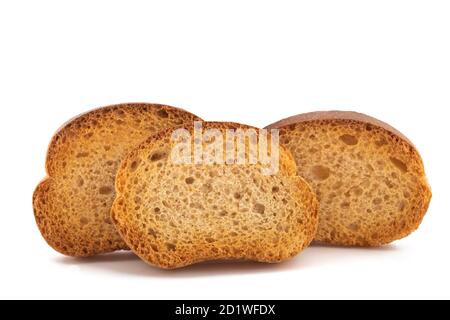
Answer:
266;111;432;246
33;103;201;257
112;122;318;269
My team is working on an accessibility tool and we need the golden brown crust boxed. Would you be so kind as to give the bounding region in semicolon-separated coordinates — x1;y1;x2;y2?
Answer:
266;111;415;146
266;111;431;246
112;122;318;269
33;103;202;257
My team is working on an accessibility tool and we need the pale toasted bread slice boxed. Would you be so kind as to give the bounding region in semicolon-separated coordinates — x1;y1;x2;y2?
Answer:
112;122;318;269
33;103;201;256
266;111;431;246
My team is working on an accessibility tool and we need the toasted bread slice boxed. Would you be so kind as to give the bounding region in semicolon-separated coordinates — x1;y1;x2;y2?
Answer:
266;111;431;246
33;103;201;257
111;122;318;269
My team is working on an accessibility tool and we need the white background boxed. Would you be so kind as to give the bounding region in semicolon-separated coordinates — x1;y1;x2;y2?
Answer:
0;0;449;300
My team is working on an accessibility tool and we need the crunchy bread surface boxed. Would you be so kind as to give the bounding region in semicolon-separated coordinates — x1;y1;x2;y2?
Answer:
112;122;318;269
266;111;431;246
33;103;201;256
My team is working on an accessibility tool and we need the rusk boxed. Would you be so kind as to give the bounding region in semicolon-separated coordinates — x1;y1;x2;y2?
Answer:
33;103;201;256
266;111;431;246
112;122;318;269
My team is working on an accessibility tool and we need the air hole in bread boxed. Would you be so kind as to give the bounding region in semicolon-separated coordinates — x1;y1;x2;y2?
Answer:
148;228;158;237
202;183;213;193
373;198;382;205
311;165;331;180
154;207;161;214
377;160;385;168
157;109;169;118
330;230;337;240
116;109;126;118
341;202;350;209
190;202;205;210
398;200;407;211
76;152;89;158
166;243;176;251
253;203;266;215
340;134;358;145
384;179;395;189
80;217;89;225
206;237;216;243
234;192;242;200
208;170;217;178
281;136;291;144
272;186;280;193
99;186;113;195
76;176;84;187
130;160;140;171
230;167;240;175
149;151;167;162
185;177;195;184
375;139;387;147
390;157;407;173
352;186;364;197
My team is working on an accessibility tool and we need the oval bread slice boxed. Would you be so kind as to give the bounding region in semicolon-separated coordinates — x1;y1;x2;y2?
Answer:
112;122;318;269
266;111;432;246
33;103;202;256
